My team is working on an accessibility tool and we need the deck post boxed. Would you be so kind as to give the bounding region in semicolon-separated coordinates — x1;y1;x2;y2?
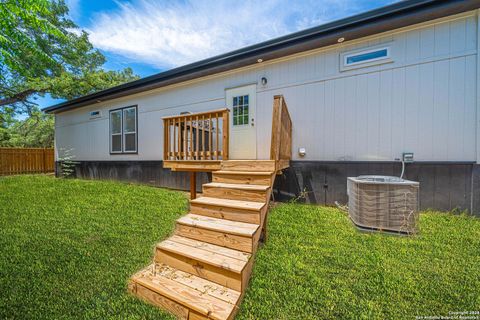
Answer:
222;111;229;160
190;171;197;199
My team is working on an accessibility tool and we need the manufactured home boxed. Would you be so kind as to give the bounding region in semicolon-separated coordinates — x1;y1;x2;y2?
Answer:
45;0;480;214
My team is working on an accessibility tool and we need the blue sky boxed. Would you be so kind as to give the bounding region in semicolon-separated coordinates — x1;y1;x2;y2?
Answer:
38;0;396;109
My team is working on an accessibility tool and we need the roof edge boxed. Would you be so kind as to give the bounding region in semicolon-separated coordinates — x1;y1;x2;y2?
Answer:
44;0;479;114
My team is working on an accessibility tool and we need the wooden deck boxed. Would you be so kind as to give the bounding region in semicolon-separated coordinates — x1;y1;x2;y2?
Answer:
163;160;222;172
129;96;292;319
162;95;291;173
163;159;286;173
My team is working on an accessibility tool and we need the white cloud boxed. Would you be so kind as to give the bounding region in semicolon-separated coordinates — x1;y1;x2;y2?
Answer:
86;0;394;69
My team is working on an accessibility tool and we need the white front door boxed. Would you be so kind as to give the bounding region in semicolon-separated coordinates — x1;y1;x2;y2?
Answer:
226;84;257;159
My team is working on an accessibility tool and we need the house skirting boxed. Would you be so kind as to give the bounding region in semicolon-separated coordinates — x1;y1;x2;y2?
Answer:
56;160;480;215
55;160;211;193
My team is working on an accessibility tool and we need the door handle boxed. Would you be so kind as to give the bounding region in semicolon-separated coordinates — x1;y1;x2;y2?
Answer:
251;118;254;126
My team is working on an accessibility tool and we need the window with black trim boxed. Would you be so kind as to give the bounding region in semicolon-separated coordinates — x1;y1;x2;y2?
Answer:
110;106;137;154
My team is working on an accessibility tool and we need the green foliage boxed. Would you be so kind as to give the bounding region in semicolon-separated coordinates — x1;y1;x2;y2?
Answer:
0;0;65;78
0;175;186;319
58;147;78;177
0;0;139;114
0;106;54;147
0;105;15;142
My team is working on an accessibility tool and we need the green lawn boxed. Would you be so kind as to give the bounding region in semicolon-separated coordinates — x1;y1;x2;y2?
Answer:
1;175;479;319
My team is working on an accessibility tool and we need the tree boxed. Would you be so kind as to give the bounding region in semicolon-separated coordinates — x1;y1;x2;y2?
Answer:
1;107;54;147
0;106;15;143
0;0;139;115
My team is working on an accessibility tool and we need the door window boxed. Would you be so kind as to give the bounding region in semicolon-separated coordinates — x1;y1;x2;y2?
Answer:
232;95;249;126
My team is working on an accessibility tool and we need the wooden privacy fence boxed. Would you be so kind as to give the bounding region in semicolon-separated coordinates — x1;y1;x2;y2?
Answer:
270;95;292;171
0;148;54;175
163;108;230;161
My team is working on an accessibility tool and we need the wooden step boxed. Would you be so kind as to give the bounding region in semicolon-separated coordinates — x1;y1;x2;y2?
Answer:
212;170;273;186
175;214;261;253
190;196;266;224
203;182;270;202
221;160;276;172
129;263;240;320
155;235;253;291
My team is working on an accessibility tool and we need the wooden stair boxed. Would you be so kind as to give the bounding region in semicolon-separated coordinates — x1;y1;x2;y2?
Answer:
129;160;278;319
190;197;266;224
130;264;240;320
212;171;273;185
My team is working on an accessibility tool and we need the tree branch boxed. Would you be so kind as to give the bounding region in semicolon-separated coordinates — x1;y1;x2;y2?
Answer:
0;89;40;107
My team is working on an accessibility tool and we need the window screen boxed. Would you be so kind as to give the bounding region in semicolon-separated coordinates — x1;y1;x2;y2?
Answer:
110;110;122;153
123;107;137;153
346;48;388;65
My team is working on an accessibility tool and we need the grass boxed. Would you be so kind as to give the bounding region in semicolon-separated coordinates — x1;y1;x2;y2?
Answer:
1;175;479;319
0;175;187;320
239;204;480;319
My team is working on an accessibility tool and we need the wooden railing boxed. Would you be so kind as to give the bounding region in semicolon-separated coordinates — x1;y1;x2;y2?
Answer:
0;147;54;175
163;108;229;161
270;95;292;171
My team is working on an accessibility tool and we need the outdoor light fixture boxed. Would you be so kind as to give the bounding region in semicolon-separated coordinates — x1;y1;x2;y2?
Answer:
261;77;268;86
257;58;263;63
337;37;345;43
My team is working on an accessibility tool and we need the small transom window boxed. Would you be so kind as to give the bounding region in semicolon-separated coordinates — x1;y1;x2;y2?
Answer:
340;45;392;71
232;95;249;126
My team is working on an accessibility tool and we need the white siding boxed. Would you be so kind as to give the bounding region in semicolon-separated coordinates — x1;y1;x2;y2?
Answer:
55;11;479;163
